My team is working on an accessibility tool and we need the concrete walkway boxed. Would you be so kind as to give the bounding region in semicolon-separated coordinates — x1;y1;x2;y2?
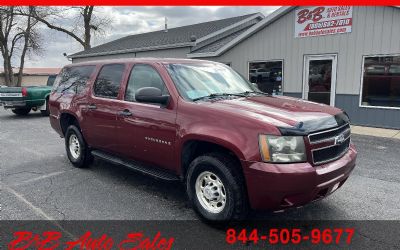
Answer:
351;125;400;140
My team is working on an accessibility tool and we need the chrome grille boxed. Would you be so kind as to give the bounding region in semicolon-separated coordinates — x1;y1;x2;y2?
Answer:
308;123;351;165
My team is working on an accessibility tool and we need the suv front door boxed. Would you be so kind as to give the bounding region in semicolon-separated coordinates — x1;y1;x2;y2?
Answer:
117;64;177;172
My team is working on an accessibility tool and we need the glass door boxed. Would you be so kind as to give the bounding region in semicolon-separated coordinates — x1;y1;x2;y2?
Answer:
303;55;337;106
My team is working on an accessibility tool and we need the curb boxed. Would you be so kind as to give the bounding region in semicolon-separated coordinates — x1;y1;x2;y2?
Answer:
351;125;400;140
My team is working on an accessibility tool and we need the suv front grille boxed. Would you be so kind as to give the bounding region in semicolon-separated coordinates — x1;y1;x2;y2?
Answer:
308;123;351;165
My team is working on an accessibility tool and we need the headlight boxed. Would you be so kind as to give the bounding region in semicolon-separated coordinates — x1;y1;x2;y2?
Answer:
259;135;306;163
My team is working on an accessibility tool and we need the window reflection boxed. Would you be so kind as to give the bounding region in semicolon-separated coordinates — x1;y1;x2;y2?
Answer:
248;61;283;95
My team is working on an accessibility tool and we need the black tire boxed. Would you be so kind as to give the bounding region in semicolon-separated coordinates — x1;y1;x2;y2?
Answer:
65;125;93;168
12;108;31;116
186;153;248;222
40;98;50;116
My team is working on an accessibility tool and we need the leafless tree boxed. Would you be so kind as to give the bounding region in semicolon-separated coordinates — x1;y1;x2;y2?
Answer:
27;6;111;51
0;7;41;86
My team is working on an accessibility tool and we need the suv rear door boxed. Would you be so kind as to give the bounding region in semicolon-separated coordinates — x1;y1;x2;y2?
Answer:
116;63;178;172
81;63;128;154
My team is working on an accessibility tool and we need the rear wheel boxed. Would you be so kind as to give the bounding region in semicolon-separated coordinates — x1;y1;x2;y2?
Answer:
12;108;31;116
65;125;93;168
186;153;248;222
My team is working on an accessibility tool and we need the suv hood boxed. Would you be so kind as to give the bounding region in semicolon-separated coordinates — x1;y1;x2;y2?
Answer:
203;95;348;134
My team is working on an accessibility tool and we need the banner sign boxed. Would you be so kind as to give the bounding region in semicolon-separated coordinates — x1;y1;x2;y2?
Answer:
1;220;400;249
295;6;353;38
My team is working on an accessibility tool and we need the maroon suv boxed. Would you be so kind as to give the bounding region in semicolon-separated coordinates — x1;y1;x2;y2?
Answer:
49;58;357;221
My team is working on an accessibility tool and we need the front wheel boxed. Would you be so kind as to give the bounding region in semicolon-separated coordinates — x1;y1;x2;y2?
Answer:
12;108;31;116
65;125;93;168
186;153;248;222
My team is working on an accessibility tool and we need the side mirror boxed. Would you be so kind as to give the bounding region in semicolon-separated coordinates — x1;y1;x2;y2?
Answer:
135;87;170;105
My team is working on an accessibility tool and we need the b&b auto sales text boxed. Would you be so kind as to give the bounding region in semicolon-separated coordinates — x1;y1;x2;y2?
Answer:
7;231;175;250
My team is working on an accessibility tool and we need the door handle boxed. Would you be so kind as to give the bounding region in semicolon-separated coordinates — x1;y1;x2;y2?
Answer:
87;104;97;110
118;109;133;117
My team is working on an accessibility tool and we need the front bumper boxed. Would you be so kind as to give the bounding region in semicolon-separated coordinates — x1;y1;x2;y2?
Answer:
242;144;357;210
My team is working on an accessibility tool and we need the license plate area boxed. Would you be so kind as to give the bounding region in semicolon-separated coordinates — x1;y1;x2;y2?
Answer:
0;93;22;97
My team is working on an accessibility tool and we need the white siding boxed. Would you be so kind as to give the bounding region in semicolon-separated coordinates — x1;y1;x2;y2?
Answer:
203;6;400;95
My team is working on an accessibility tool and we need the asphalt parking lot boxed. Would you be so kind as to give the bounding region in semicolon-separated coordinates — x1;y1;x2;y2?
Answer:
1;108;400;221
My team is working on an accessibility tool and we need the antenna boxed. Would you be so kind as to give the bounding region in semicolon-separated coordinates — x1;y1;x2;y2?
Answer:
164;17;168;33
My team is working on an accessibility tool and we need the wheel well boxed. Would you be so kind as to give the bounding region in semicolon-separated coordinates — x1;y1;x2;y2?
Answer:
60;113;79;135
181;140;243;178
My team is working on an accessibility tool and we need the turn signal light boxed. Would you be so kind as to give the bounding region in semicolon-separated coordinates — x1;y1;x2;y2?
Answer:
258;135;271;161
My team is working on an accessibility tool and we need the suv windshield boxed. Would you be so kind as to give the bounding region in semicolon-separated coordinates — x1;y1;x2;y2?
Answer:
166;63;258;101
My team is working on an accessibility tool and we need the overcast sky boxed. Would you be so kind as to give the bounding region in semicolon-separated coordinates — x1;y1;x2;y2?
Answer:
4;6;280;68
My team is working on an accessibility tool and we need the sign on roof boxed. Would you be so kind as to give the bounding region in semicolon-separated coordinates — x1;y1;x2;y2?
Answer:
295;6;353;38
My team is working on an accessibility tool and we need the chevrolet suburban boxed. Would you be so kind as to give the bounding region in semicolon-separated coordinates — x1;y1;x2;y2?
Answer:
49;58;357;221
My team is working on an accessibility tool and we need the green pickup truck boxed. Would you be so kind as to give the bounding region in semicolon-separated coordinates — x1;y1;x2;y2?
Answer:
0;75;56;116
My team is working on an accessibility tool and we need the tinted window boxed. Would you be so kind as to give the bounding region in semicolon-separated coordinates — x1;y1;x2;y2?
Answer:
54;66;95;94
361;55;400;108
125;64;167;102
94;64;125;99
47;75;57;86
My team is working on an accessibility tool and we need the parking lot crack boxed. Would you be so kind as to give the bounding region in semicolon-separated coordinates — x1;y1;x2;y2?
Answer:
357;231;400;248
5;170;44;177
52;201;67;220
42;178;67;220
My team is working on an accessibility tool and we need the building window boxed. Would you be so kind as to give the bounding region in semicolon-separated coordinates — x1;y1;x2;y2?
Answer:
361;55;400;108
249;60;283;95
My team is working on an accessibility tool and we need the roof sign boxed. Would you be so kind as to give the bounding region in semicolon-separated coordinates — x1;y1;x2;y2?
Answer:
295;6;353;38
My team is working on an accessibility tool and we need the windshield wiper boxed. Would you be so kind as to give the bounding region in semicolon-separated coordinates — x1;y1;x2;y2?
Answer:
192;93;246;102
238;91;270;96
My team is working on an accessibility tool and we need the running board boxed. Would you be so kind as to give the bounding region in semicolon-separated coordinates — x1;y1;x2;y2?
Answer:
91;150;180;181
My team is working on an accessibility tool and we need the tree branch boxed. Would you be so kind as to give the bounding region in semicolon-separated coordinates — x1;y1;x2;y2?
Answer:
19;11;85;47
9;32;24;57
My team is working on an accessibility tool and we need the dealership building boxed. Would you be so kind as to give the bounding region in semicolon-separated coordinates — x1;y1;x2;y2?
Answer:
70;6;400;129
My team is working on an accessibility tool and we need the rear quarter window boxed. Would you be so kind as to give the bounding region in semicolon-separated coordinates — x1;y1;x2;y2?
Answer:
93;64;125;99
47;75;57;86
54;65;96;94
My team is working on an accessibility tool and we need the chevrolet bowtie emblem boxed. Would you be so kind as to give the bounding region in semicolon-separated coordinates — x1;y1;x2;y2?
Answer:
335;133;346;145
